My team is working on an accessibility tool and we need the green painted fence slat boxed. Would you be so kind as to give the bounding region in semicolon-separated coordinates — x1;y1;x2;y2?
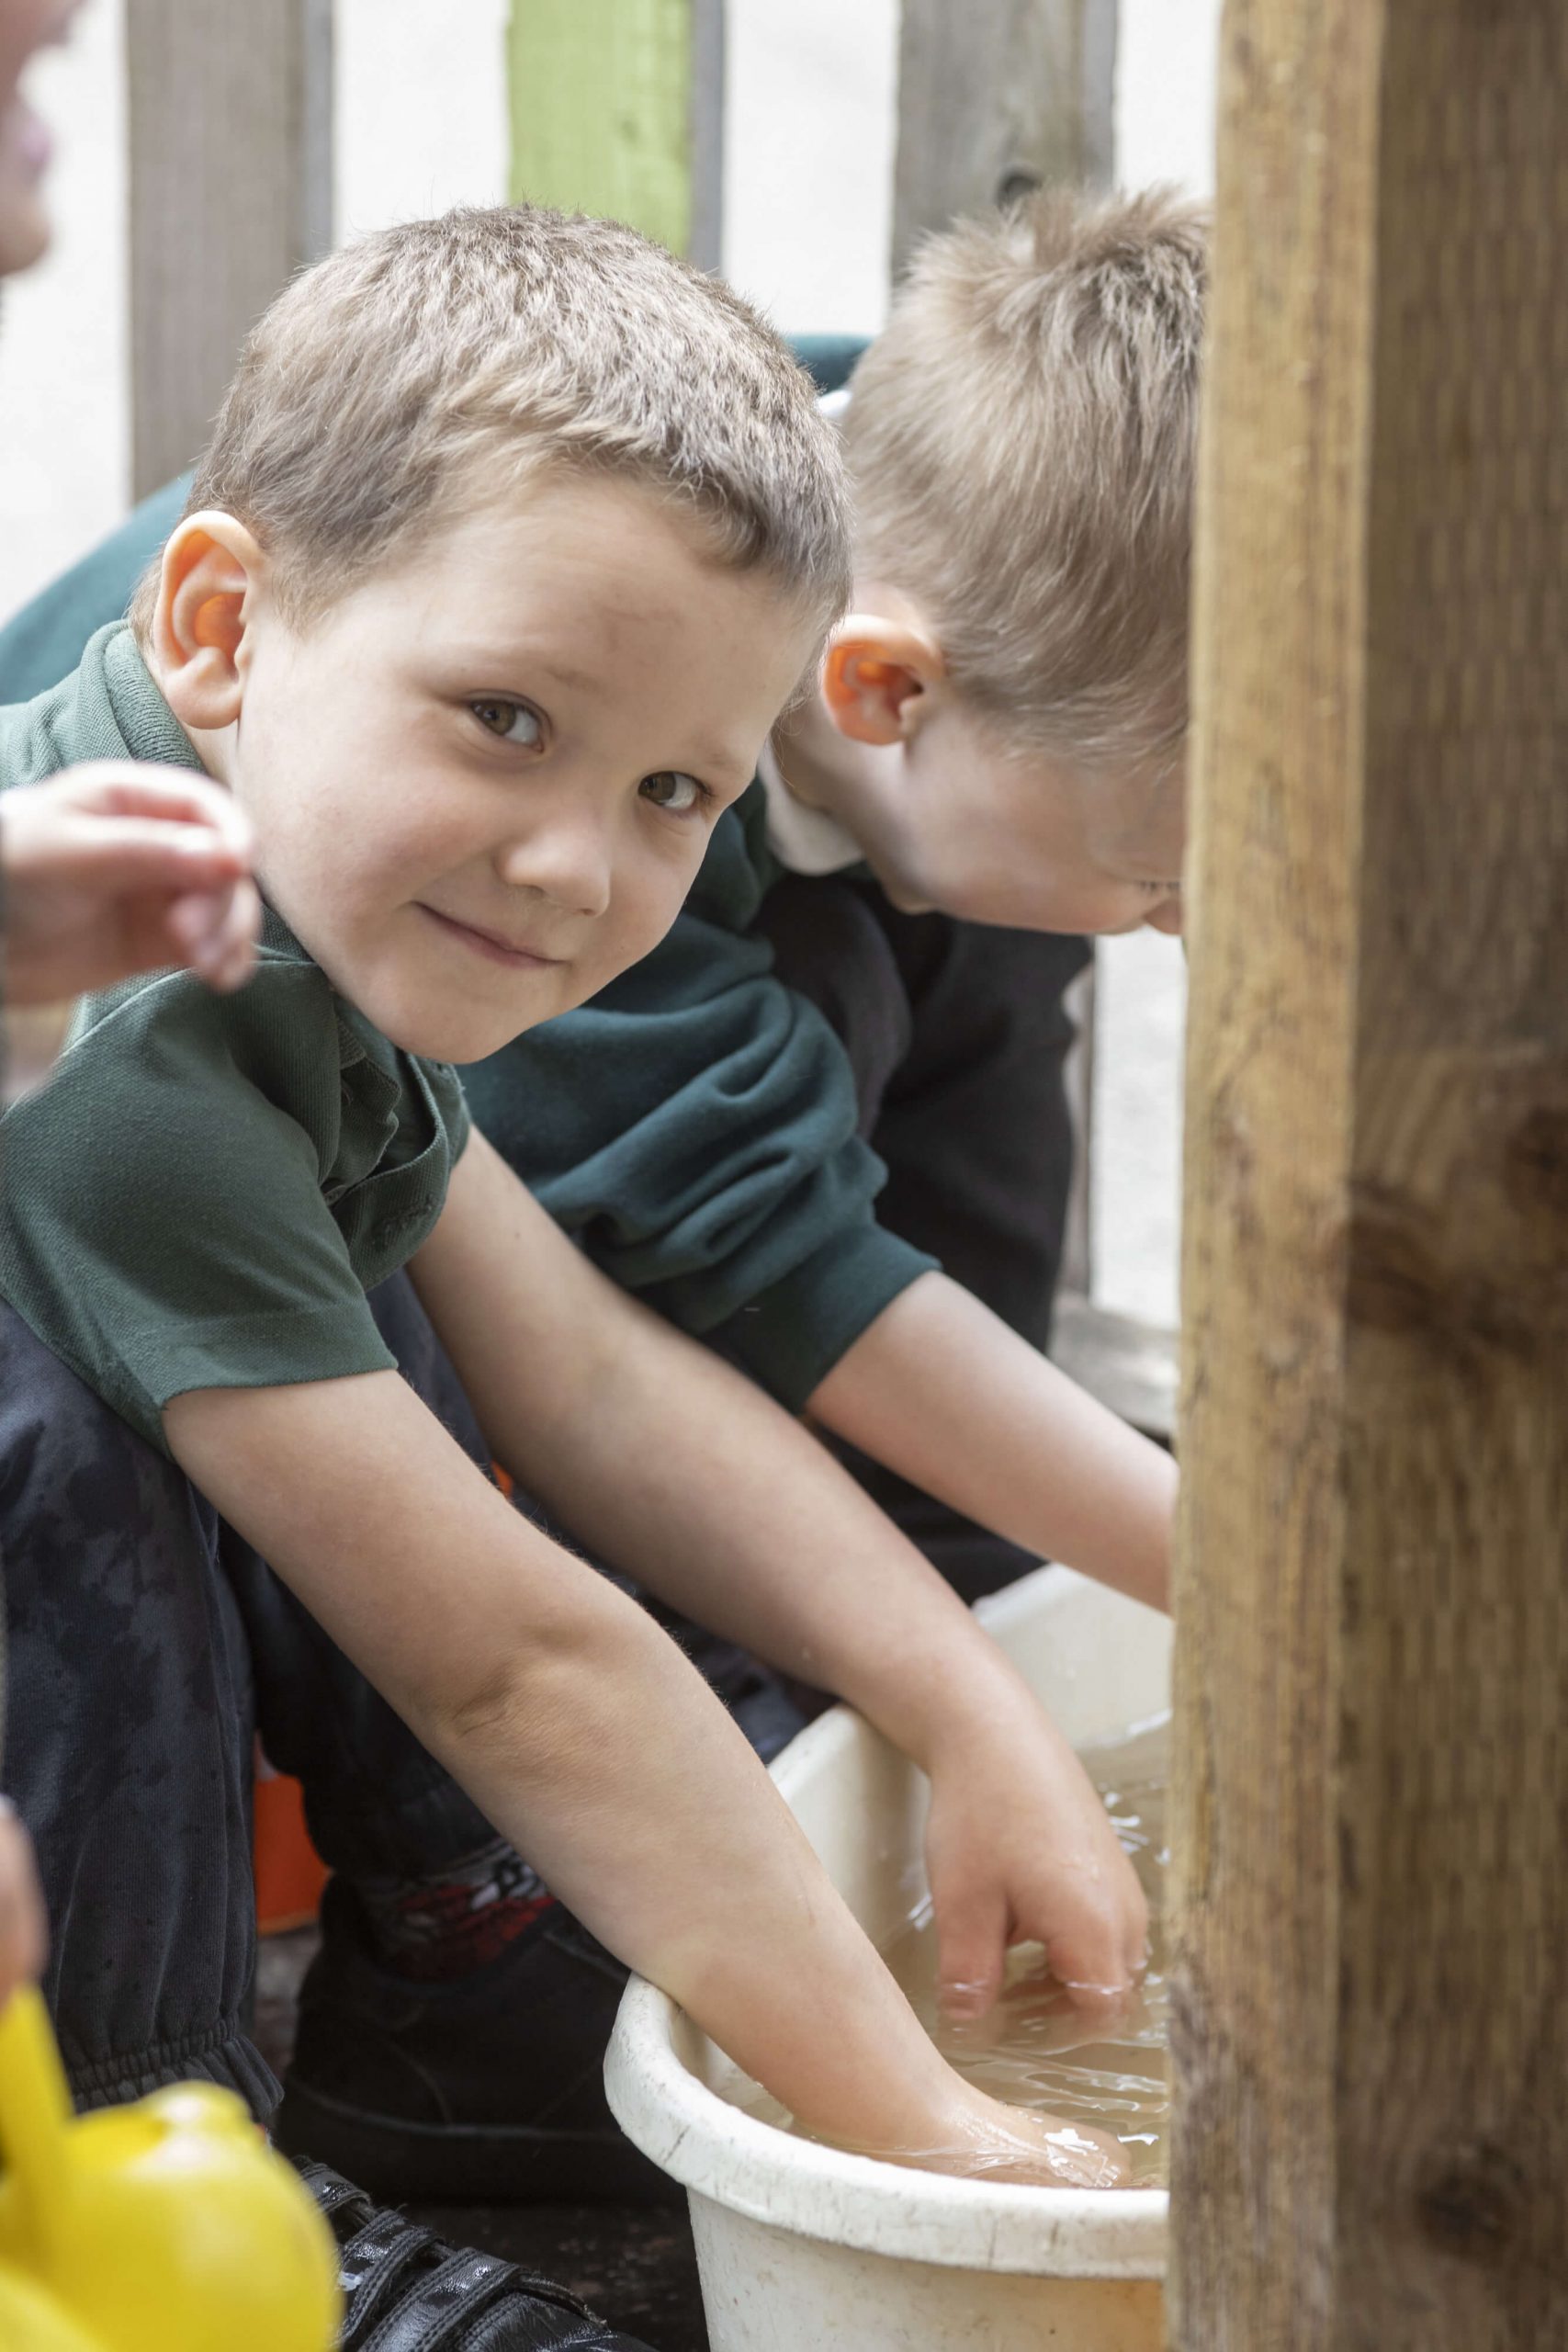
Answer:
508;0;698;257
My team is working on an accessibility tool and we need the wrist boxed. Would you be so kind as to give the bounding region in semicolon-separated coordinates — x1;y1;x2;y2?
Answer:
898;1634;1043;1776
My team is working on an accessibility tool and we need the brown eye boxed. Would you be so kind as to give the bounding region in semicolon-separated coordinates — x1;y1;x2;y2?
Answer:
471;699;545;749
639;771;704;813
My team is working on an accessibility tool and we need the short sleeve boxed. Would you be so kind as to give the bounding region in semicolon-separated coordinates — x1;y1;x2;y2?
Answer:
0;962;397;1452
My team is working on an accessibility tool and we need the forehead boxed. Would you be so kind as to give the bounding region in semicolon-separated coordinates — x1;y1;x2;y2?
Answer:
360;469;806;692
412;472;711;618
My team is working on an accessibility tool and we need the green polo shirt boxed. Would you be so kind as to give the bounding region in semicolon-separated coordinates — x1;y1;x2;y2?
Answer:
0;626;469;1453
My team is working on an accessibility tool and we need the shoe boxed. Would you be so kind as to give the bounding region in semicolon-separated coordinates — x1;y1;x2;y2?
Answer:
300;2161;655;2349
276;1879;680;2206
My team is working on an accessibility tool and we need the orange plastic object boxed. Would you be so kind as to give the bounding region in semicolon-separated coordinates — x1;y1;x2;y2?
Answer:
253;1769;328;1936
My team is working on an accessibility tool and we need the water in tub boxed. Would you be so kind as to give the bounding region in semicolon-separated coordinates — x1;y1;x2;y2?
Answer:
739;1713;1171;2185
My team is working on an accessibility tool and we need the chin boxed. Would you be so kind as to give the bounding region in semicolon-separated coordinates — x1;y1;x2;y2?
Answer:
373;979;573;1067
379;1005;525;1065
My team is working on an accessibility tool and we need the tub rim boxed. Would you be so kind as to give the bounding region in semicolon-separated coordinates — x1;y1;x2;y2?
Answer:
605;1976;1168;2278
604;1566;1170;2281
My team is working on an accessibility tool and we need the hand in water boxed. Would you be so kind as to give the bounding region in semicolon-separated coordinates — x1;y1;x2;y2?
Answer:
867;2086;1131;2189
920;1692;1147;2025
1;765;261;1006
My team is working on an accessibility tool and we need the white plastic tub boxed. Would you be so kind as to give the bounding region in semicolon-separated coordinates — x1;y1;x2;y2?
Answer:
605;1567;1171;2349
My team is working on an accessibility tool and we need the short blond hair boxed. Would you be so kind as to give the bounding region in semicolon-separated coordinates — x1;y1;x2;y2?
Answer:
132;205;850;646
842;187;1207;776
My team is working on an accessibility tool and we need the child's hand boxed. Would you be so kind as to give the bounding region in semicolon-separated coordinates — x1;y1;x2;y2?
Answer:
920;1698;1146;2023
937;2093;1131;2188
1;765;260;1006
861;2077;1131;2188
0;1800;46;2008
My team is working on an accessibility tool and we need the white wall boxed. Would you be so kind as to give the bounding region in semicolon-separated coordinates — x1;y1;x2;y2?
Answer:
722;0;897;334
333;0;510;241
1115;0;1222;199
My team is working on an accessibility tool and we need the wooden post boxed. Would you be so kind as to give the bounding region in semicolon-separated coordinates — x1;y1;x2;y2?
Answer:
508;0;725;266
1171;4;1568;2347
890;0;1116;277
125;0;333;499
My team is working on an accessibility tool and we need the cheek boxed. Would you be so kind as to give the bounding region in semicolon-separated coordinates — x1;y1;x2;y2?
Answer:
243;694;423;891
588;834;705;985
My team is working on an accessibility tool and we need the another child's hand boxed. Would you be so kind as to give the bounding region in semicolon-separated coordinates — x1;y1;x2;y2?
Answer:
920;1696;1146;2024
873;2078;1131;2189
0;1800;46;2008
1;765;260;1006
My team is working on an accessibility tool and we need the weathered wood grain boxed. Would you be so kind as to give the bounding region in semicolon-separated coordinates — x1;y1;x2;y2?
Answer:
1171;4;1568;2346
891;0;1115;277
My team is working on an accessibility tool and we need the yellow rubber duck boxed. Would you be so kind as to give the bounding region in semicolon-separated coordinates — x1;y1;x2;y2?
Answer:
0;1987;340;2352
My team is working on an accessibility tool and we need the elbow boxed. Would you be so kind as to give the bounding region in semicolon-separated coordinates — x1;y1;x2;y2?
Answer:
407;1583;640;1777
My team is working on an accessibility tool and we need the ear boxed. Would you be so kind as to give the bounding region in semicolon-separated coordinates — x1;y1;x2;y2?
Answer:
152;511;269;734
821;615;945;747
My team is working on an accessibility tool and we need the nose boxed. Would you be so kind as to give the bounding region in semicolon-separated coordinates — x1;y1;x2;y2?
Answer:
494;810;613;920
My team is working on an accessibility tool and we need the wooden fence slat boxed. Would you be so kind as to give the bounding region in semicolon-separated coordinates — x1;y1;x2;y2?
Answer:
1171;3;1568;2345
890;0;1116;278
687;0;726;273
126;0;333;500
508;0;720;265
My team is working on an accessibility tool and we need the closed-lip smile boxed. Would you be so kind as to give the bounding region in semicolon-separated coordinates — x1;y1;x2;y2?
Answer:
418;903;565;970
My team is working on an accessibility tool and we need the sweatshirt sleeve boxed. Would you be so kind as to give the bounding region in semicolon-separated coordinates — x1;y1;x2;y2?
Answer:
460;820;935;1410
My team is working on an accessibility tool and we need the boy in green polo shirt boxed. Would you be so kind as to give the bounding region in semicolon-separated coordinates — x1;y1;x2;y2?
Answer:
0;208;1141;2273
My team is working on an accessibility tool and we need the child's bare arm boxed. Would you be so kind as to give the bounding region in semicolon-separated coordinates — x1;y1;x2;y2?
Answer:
410;1135;1145;2011
808;1272;1176;1614
163;1367;1122;2184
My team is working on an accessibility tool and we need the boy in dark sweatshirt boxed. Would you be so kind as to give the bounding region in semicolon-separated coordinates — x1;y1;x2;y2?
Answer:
465;188;1198;1608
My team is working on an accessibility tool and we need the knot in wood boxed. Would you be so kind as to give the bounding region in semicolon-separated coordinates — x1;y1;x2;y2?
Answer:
994;164;1043;208
1503;1105;1568;1221
1344;1191;1450;1339
1344;1184;1539;1361
1414;2141;1526;2267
